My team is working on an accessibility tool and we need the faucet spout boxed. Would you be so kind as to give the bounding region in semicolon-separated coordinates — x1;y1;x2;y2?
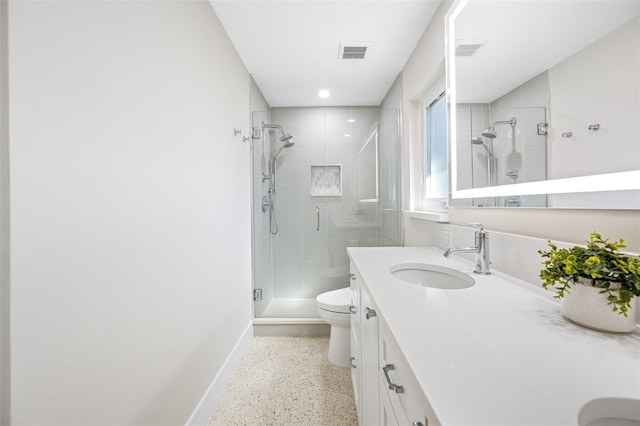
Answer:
443;246;480;257
443;225;491;274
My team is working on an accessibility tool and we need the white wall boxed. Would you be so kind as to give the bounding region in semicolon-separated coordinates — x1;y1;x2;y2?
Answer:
401;1;640;252
9;1;252;424
0;0;10;422
549;17;639;179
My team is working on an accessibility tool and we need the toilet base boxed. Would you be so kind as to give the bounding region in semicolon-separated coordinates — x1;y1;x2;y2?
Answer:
328;325;350;367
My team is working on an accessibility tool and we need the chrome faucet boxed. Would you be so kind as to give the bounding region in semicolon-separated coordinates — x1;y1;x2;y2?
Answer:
443;223;491;275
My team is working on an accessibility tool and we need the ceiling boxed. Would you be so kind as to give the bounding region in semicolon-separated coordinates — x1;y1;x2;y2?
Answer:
210;1;441;107
454;0;640;104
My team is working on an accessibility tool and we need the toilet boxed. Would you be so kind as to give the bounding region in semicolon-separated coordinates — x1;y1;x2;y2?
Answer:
316;287;352;367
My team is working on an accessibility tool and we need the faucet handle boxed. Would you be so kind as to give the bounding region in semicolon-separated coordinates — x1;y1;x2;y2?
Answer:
461;222;484;231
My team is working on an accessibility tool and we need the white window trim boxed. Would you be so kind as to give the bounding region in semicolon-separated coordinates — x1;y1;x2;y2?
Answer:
410;77;449;219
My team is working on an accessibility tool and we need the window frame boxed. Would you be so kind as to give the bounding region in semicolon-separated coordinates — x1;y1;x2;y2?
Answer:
417;78;449;212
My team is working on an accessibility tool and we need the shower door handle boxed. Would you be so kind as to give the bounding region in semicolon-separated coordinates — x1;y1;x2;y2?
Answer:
316;206;320;231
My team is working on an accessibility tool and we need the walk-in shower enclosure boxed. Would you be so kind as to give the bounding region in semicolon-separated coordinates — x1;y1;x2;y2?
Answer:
251;107;401;319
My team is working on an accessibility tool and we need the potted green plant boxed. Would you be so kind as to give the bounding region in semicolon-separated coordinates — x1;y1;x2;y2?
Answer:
539;232;640;332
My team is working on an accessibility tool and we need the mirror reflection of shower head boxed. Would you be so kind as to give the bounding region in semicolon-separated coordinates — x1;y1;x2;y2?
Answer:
482;117;517;138
471;136;494;157
280;133;294;147
481;127;497;139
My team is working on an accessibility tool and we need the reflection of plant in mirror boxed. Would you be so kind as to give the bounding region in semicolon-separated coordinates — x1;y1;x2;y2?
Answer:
539;232;640;316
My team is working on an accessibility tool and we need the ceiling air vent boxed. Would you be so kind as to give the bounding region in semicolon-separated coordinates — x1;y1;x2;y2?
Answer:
455;40;486;57
338;42;371;60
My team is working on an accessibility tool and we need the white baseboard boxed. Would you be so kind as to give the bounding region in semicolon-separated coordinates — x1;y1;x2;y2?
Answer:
185;322;253;426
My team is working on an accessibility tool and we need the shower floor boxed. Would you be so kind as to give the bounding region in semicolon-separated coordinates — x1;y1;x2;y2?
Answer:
261;297;320;318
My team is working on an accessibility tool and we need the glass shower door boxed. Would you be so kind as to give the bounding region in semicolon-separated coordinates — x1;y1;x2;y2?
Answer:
252;106;400;319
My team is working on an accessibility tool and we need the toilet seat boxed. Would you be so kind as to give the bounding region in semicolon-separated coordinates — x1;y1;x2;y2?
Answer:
316;287;351;314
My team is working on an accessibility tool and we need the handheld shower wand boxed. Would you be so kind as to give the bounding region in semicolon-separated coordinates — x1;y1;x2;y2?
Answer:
261;122;295;235
471;136;495;186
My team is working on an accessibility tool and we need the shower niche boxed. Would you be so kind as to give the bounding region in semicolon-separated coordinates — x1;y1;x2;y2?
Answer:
310;165;342;197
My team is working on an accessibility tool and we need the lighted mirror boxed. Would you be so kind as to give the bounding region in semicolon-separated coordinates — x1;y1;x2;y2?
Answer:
446;0;640;208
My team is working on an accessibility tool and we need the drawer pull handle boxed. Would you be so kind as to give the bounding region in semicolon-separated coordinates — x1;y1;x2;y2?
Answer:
412;422;425;426
350;357;356;368
348;273;356;280
382;364;404;393
349;305;356;314
365;307;377;320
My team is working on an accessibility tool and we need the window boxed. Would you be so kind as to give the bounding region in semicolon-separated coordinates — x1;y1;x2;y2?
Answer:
425;91;448;198
420;79;448;211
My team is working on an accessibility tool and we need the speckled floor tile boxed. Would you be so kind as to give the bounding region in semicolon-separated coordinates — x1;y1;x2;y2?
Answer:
209;337;358;426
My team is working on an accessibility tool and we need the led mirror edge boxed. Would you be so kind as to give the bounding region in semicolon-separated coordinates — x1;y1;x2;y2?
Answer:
445;0;640;204
446;0;466;203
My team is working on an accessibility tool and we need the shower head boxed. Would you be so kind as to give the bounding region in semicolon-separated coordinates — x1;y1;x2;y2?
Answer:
280;133;294;147
263;121;295;148
272;138;295;162
481;127;497;139
482;117;517;139
471;136;494;157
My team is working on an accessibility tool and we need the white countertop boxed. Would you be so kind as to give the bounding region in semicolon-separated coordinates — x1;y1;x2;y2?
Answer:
347;246;640;426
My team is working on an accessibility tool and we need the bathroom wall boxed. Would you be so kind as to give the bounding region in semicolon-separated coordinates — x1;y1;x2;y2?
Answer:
401;0;640;252
549;17;639;180
548;16;640;209
0;0;9;422
8;1;252;424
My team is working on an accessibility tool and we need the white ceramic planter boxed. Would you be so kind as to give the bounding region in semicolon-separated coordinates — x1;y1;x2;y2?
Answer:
560;280;637;333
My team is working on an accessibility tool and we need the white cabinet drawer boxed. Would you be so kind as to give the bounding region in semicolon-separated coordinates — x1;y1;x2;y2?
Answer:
378;319;433;426
379;372;400;426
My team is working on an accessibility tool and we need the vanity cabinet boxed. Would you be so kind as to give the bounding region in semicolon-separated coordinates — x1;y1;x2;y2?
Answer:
350;262;434;426
378;319;433;426
349;264;361;418
349;262;379;426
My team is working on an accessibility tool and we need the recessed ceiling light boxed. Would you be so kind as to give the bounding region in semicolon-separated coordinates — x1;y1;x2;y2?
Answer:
318;90;330;98
344;134;351;137
347;119;355;123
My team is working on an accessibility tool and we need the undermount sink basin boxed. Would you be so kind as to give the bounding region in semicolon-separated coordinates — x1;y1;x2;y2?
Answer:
389;263;475;289
579;398;640;426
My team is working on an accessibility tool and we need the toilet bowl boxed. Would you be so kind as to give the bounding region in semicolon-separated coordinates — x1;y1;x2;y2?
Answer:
316;287;352;367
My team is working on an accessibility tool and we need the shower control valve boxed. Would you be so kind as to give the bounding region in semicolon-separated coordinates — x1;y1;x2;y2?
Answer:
261;195;272;212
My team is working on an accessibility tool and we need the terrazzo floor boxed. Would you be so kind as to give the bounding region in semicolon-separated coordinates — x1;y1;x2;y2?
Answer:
209;336;358;426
